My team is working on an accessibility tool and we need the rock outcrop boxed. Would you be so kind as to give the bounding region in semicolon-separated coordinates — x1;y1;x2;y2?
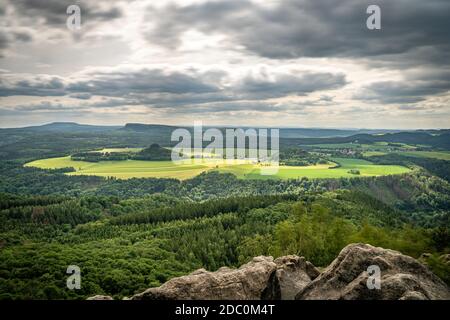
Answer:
132;256;278;300
295;243;450;300
274;255;320;300
130;255;320;300
440;254;450;266
87;244;449;301
87;295;114;300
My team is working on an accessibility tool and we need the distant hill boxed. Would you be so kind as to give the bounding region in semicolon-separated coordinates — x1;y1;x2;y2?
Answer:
122;123;400;138
122;123;181;132
279;128;400;138
1;123;449;156
133;143;172;161
2;122;445;140
293;131;450;150
8;122;121;133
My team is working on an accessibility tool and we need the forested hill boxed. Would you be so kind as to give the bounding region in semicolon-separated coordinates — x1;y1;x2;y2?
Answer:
0;186;448;299
1;123;448;162
122;124;400;138
289;131;450;149
121;123;182;134
1;122;409;139
1;122;121;133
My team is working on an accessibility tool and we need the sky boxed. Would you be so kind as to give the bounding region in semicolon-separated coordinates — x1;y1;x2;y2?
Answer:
0;0;449;129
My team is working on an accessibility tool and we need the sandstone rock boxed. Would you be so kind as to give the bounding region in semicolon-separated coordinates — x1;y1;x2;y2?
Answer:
399;290;428;300
91;244;449;301
295;243;450;300
131;256;279;300
440;254;450;265
419;253;432;260
131;255;320;300
87;295;113;300
274;255;320;300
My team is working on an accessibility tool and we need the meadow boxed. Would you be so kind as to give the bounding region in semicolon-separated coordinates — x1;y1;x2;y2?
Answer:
362;150;450;160
217;157;410;179
26;157;210;180
25;154;411;180
396;151;450;161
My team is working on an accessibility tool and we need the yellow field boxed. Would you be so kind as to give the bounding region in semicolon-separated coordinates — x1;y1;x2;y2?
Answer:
25;155;411;180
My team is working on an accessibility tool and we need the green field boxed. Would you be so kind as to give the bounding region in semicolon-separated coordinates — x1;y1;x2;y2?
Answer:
362;150;450;160
301;143;361;149
25;157;211;180
216;157;410;179
396;151;450;160
25;154;411;180
362;151;388;157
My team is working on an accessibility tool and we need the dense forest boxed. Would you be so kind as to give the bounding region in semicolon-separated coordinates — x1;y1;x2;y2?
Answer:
71;144;172;162
0;123;448;299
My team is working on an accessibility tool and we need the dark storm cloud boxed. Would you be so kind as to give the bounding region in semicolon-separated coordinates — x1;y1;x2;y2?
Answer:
0;0;122;56
145;0;450;65
0;68;347;109
355;70;450;104
12;31;33;42
1;98;317;116
236;72;347;99
0;29;32;57
173;96;335;115
0;76;66;97
0;69;220;98
145;93;337;116
67;69;221;96
0;32;8;50
14;101;66;111
69;93;92;100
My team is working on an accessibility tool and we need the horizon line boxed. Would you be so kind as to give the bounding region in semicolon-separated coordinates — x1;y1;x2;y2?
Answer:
0;121;449;131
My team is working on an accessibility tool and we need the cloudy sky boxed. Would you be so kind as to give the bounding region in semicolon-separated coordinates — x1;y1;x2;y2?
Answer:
0;0;449;129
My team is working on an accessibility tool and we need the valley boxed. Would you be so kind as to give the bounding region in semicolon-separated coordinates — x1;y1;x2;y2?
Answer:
25;148;411;180
0;123;448;300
